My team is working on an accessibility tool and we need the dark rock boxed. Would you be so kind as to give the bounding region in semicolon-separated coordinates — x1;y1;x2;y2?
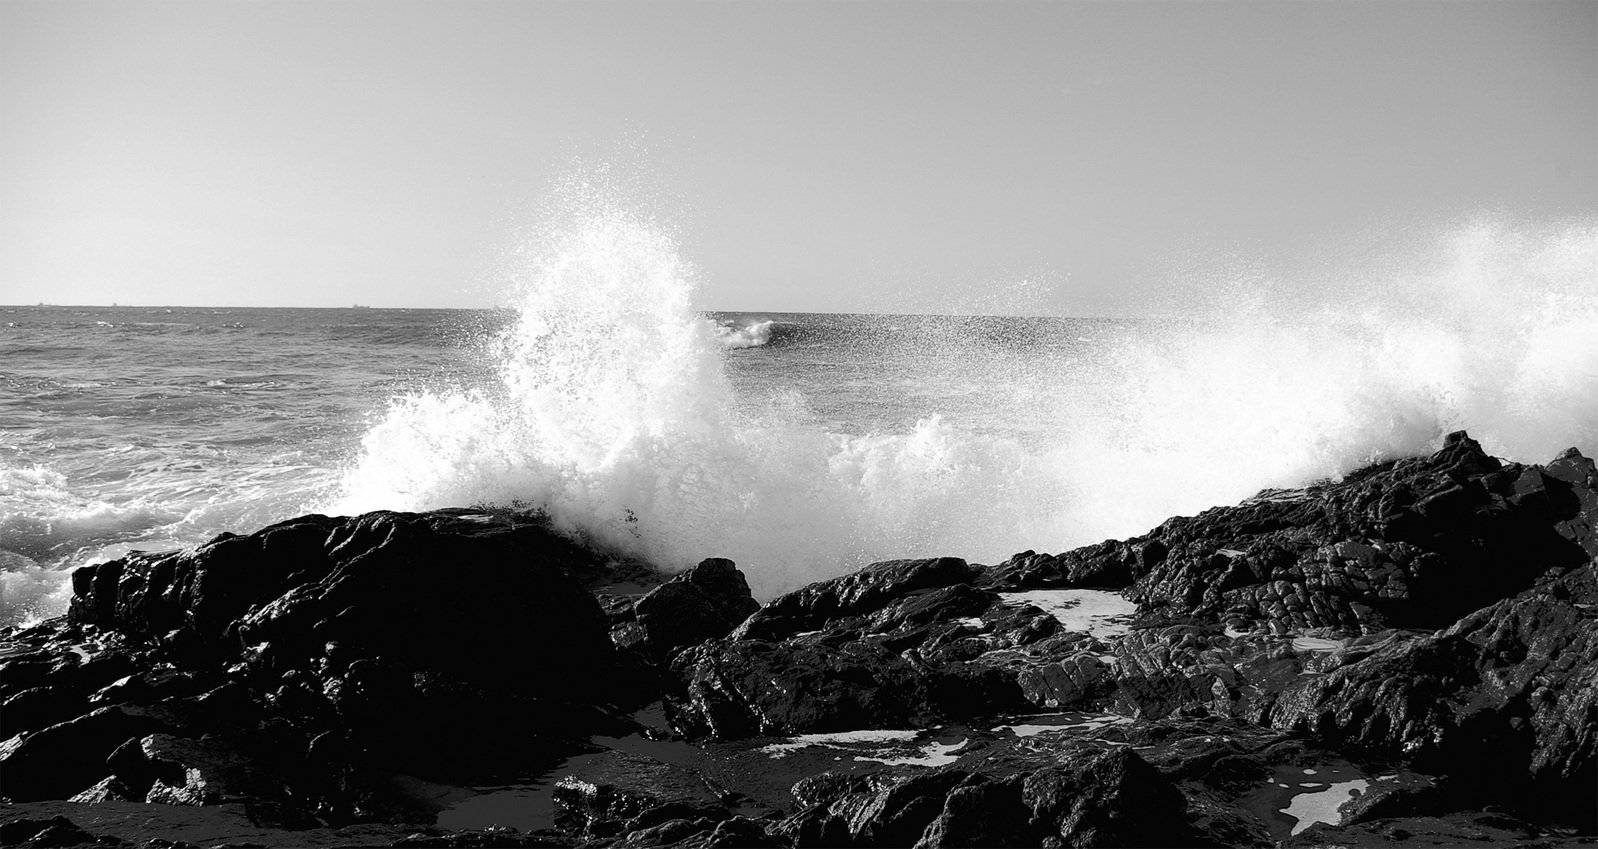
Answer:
67;775;142;804
68;514;345;654
110;733;273;805
87;667;210;709
913;774;1034;848
1281;810;1581;847
1338;772;1448;824
610;818;709;847
775;770;968;848
611;558;760;662
67;511;625;703
12;434;1596;847
6;509;678;815
1545;448;1598;557
777;743;1189;848
667;561;1029;738
732;558;975;643
1266;561;1598;826
551;750;728;838
1021;744;1191;847
999;434;1594;635
983;538;1155;591
670;635;997;738
2;686;89;738
0;640;138;736
0;705;172;801
698;816;783;848
232;512;622;703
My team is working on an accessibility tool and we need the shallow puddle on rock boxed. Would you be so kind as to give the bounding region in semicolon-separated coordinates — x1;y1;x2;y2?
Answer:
1239;759;1380;839
436;712;981;833
1283;779;1369;834
996;589;1136;638
434;782;553;834
433;747;618;833
435;706;709;833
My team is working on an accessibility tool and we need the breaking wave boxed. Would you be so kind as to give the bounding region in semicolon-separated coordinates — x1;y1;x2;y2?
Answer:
715;319;776;349
331;208;1596;599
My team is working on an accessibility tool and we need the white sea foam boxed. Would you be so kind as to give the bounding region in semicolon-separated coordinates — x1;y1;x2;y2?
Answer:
0;452;339;627
0;463;154;626
716;319;775;349
330;199;1598;598
0;553;75;628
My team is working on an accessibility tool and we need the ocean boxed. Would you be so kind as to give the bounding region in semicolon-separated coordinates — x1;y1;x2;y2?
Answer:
4;214;1595;625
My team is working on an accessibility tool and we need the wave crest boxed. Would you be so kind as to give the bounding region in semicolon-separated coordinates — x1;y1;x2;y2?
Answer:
715;319;776;349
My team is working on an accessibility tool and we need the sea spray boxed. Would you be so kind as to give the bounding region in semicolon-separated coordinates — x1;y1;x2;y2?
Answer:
1053;216;1598;535
332;212;1597;598
331;211;1083;597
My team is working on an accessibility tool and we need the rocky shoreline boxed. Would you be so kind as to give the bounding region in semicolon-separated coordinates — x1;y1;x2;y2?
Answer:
3;431;1595;848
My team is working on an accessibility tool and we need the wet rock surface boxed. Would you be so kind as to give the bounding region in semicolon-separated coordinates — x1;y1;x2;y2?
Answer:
4;433;1596;847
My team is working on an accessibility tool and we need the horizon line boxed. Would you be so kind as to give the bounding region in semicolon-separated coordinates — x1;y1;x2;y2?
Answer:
0;303;1160;320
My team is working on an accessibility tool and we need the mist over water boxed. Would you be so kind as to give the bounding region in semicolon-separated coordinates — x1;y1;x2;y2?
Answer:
332;208;1598;599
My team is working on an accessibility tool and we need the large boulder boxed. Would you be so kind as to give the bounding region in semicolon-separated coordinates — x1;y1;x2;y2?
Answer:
69;510;623;702
9;509;661;811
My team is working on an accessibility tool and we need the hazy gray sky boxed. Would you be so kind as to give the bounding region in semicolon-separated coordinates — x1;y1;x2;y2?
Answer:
2;0;1593;312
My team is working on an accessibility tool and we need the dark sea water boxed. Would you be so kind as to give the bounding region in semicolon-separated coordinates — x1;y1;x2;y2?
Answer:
4;215;1594;624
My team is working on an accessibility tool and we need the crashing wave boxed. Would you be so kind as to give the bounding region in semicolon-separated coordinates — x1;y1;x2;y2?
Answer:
330;195;1597;601
714;319;776;349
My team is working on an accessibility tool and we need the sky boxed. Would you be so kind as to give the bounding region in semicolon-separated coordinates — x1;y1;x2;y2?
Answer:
2;0;1594;313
